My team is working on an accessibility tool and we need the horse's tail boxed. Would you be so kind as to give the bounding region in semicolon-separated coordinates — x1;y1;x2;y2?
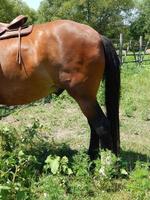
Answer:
101;35;121;155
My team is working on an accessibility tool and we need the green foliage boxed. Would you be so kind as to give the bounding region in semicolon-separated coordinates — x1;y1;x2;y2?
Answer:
0;106;16;120
44;155;73;175
94;150;119;179
0;0;14;22
130;0;150;39
126;162;150;199
32;176;66;200
0;0;149;39
0;63;150;199
0;0;37;24
123;96;137;117
97;82;105;106
0;121;42;199
1;119;149;199
121;64;150;120
37;0;134;37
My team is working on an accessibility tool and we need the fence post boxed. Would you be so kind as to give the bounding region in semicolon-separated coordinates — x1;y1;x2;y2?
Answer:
139;36;143;63
119;33;123;64
139;36;143;51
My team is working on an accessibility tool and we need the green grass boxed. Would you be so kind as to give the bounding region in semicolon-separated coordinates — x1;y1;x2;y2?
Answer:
120;64;150;156
0;64;150;200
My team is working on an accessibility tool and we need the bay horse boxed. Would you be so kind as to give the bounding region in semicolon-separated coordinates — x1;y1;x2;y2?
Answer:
0;19;120;159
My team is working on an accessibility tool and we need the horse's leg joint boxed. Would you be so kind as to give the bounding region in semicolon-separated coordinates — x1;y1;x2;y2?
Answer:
90;117;110;137
89;103;113;151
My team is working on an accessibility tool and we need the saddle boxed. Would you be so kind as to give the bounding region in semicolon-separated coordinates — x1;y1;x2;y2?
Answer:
0;15;33;64
0;15;32;39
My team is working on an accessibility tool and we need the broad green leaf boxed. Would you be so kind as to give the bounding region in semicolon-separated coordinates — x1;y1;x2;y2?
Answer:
121;168;128;176
50;157;60;174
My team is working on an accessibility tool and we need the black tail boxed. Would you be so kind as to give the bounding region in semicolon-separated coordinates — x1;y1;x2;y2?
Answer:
101;36;121;155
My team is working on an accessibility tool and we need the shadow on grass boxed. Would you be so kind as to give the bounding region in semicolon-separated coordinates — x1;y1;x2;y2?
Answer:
0;103;40;119
0;106;18;119
120;149;150;169
27;141;78;172
28;140;150;172
0;101;47;119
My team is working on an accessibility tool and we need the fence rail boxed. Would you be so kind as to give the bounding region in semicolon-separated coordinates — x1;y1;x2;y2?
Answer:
112;34;150;64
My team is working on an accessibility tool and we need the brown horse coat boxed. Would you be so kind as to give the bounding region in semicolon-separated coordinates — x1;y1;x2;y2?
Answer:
0;20;104;108
0;20;120;157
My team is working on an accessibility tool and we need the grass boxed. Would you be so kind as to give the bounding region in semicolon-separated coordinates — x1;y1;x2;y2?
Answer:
120;64;150;156
0;63;150;200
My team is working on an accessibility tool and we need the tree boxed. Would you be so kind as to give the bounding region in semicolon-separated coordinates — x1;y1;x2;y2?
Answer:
11;0;37;24
0;0;15;22
0;0;37;24
37;0;134;38
129;0;150;40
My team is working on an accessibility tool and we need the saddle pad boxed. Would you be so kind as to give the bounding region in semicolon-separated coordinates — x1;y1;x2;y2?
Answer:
0;25;33;40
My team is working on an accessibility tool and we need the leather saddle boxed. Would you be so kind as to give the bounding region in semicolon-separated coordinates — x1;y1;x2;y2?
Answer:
0;15;33;39
0;15;33;64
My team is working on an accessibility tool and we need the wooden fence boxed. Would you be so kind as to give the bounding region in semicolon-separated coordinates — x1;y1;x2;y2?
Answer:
112;34;150;65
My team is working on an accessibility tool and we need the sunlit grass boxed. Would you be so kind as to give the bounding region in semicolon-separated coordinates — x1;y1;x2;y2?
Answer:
0;63;150;200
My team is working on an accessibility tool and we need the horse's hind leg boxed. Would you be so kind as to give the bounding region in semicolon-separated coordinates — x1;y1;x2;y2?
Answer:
78;99;112;159
66;93;112;159
88;101;113;152
88;119;100;159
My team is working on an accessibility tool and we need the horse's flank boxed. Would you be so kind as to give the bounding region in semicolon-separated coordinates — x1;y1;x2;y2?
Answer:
0;20;104;105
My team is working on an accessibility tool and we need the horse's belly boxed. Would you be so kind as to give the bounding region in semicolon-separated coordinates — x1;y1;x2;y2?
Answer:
0;79;57;106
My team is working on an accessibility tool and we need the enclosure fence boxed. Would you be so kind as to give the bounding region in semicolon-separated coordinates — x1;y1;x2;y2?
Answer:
112;34;150;65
